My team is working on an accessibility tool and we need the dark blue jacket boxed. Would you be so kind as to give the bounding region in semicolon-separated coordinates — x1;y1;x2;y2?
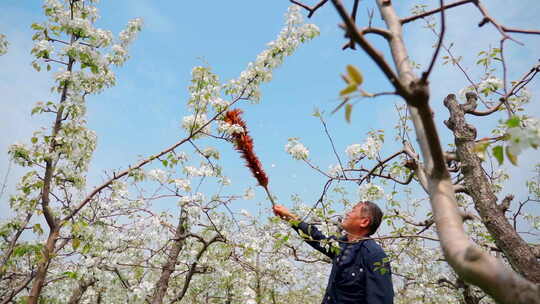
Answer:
293;222;394;304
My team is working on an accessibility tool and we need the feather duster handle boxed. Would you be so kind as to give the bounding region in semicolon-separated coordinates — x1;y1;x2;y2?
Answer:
224;109;276;206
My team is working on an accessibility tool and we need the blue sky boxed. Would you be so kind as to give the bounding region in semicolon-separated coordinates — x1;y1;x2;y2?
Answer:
1;0;539;220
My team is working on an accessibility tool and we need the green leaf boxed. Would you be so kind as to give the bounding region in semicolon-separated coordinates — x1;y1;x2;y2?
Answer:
340;84;357;96
492;145;504;165
32;223;43;235
473;141;490;161
13;246;28;257
345;103;353;123
346;64;363;85
506;116;521;128
505;146;518;166
31;23;43;30
161;159;168;167
82;243;91;254
72;238;80;251
63;271;78;279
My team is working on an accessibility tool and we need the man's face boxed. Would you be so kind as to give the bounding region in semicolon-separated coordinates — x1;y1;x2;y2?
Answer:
341;203;370;233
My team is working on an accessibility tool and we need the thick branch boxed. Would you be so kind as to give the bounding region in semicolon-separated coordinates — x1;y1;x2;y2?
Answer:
499;194;514;213
170;235;223;303
331;0;407;95
150;210;188;304
444;93;540;283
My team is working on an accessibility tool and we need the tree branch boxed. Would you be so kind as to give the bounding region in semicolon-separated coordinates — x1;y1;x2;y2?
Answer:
289;0;329;18
444;93;540;284
400;0;474;24
499;194;514;213
467;62;540;116
331;0;407;95
421;0;446;83
170;235;224;303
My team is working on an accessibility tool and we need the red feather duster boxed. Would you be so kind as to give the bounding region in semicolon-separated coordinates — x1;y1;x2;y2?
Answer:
224;109;269;188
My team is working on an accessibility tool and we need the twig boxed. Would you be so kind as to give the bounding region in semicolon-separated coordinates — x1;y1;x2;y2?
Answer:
400;0;474;24
289;0;329;18
467;62;540;116
343;0;361;50
318;115;347;179
421;0;446;83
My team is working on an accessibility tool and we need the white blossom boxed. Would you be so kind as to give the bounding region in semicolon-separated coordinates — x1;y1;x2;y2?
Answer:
173;178;191;192
346;133;382;161
184;164;215;177
32;40;54;58
345;144;363;160
285;138;309;160
202;147;220;159
506;117;540;156
243;187;255;200
147;169;167;183
240;209;251;217
224;5;319;102
219;176;231;186
359;182;384;201
217;121;244;135
328;164;344;178
181;113;211;137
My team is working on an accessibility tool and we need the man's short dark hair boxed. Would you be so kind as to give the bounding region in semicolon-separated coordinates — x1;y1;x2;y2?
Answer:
359;201;383;236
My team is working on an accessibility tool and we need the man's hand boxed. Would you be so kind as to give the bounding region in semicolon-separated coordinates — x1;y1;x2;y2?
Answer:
272;205;298;221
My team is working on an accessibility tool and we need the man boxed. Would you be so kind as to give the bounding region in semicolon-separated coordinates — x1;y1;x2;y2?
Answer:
273;201;394;304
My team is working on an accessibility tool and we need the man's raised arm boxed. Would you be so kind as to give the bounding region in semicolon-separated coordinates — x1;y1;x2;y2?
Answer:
273;205;336;259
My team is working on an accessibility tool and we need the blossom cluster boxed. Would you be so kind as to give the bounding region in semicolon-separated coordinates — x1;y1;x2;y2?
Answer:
345;131;383;162
285;138;310;160
223;5;320;102
506;117;540;156
181;5;318;143
358;182;384;201
327;164;344;178
217;120;244;135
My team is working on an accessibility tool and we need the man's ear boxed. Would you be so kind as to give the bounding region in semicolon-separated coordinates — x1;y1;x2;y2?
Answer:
359;217;370;228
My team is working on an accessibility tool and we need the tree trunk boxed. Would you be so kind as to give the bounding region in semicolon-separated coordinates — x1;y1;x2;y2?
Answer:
444;93;540;283
27;228;60;304
150;210;188;304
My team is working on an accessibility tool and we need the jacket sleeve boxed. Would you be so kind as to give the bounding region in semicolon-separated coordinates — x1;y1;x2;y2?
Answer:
291;221;336;259
364;251;394;304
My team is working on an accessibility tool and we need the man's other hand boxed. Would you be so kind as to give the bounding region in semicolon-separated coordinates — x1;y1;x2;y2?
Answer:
273;205;298;221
